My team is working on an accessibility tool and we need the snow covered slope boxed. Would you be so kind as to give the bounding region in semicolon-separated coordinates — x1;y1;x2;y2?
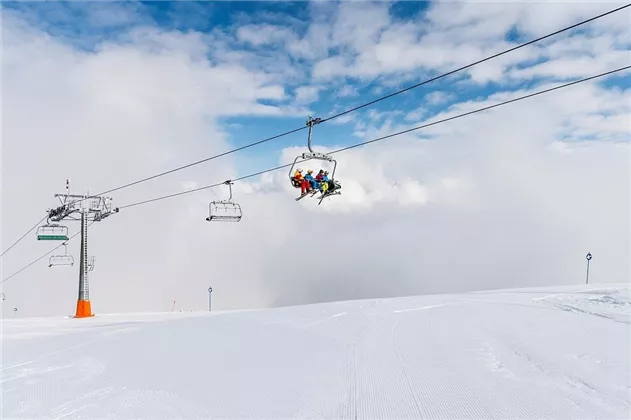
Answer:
2;284;630;419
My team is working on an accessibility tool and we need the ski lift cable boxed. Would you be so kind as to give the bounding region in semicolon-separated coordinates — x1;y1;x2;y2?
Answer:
117;65;630;210
0;221;95;285
89;3;629;198
1;5;627;259
3;65;629;285
0;215;48;258
319;3;631;124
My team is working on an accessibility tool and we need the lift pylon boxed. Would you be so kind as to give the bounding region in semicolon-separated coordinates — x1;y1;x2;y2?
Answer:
40;179;118;318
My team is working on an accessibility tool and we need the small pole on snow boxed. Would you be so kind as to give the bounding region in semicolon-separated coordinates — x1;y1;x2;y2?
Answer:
585;252;592;284
13;307;17;317
208;287;213;311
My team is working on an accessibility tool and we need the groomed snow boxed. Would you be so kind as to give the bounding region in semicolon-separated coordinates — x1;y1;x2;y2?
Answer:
2;284;630;419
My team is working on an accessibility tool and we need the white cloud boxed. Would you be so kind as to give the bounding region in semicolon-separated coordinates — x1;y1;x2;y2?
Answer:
294;86;320;104
2;3;629;319
305;1;629;87
507;50;630;81
425;91;453;105
337;84;359;97
236;24;296;47
0;10;298;317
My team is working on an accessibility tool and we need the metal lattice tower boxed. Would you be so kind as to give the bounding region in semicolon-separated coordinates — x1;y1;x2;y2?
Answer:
44;180;118;318
78;209;89;301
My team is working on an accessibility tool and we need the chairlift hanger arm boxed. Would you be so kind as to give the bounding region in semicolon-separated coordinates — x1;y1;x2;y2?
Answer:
304;115;337;171
223;180;234;201
306;115;323;154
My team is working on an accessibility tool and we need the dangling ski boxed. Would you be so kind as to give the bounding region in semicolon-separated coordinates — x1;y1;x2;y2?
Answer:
295;190;318;201
317;182;342;205
317;191;331;205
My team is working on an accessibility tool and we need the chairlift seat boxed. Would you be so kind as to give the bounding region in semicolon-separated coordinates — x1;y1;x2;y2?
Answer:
37;234;69;241
206;200;242;222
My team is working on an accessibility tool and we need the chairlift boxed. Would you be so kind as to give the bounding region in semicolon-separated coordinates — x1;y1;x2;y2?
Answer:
48;242;74;268
288;115;343;205
206;180;243;222
37;224;69;241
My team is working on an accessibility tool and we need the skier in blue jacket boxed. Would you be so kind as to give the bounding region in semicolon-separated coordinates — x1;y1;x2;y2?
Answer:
304;169;318;191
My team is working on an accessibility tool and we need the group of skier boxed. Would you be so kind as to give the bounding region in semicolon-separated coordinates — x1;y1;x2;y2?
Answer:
291;168;335;197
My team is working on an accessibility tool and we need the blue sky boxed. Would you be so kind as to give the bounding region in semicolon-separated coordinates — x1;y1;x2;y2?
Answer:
3;0;629;173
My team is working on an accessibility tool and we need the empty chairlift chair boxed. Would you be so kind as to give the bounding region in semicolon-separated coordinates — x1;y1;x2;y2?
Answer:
48;242;74;267
206;180;243;222
37;224;69;241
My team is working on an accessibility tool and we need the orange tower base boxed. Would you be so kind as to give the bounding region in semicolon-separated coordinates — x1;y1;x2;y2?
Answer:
75;299;94;318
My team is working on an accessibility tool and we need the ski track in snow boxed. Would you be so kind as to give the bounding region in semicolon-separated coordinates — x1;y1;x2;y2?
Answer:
1;284;630;419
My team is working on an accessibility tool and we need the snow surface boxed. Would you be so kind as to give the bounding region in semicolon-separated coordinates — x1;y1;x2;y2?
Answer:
2;284;630;419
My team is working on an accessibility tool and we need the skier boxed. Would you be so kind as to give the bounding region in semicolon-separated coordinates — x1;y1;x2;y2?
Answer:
320;170;330;193
315;169;325;191
292;168;310;195
304;169;318;191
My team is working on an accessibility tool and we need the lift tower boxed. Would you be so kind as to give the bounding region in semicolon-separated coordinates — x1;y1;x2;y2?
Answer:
45;181;118;317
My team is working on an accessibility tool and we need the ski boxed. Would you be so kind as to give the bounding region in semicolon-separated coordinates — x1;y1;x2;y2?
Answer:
296;190;316;201
317;188;341;205
299;189;322;201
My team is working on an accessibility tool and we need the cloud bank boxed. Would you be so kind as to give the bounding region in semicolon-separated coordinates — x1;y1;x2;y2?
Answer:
1;1;629;317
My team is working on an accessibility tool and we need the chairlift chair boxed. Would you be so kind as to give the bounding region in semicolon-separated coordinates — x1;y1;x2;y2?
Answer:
37;224;69;241
48;255;74;267
48;243;74;267
206;180;243;222
288;115;343;205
